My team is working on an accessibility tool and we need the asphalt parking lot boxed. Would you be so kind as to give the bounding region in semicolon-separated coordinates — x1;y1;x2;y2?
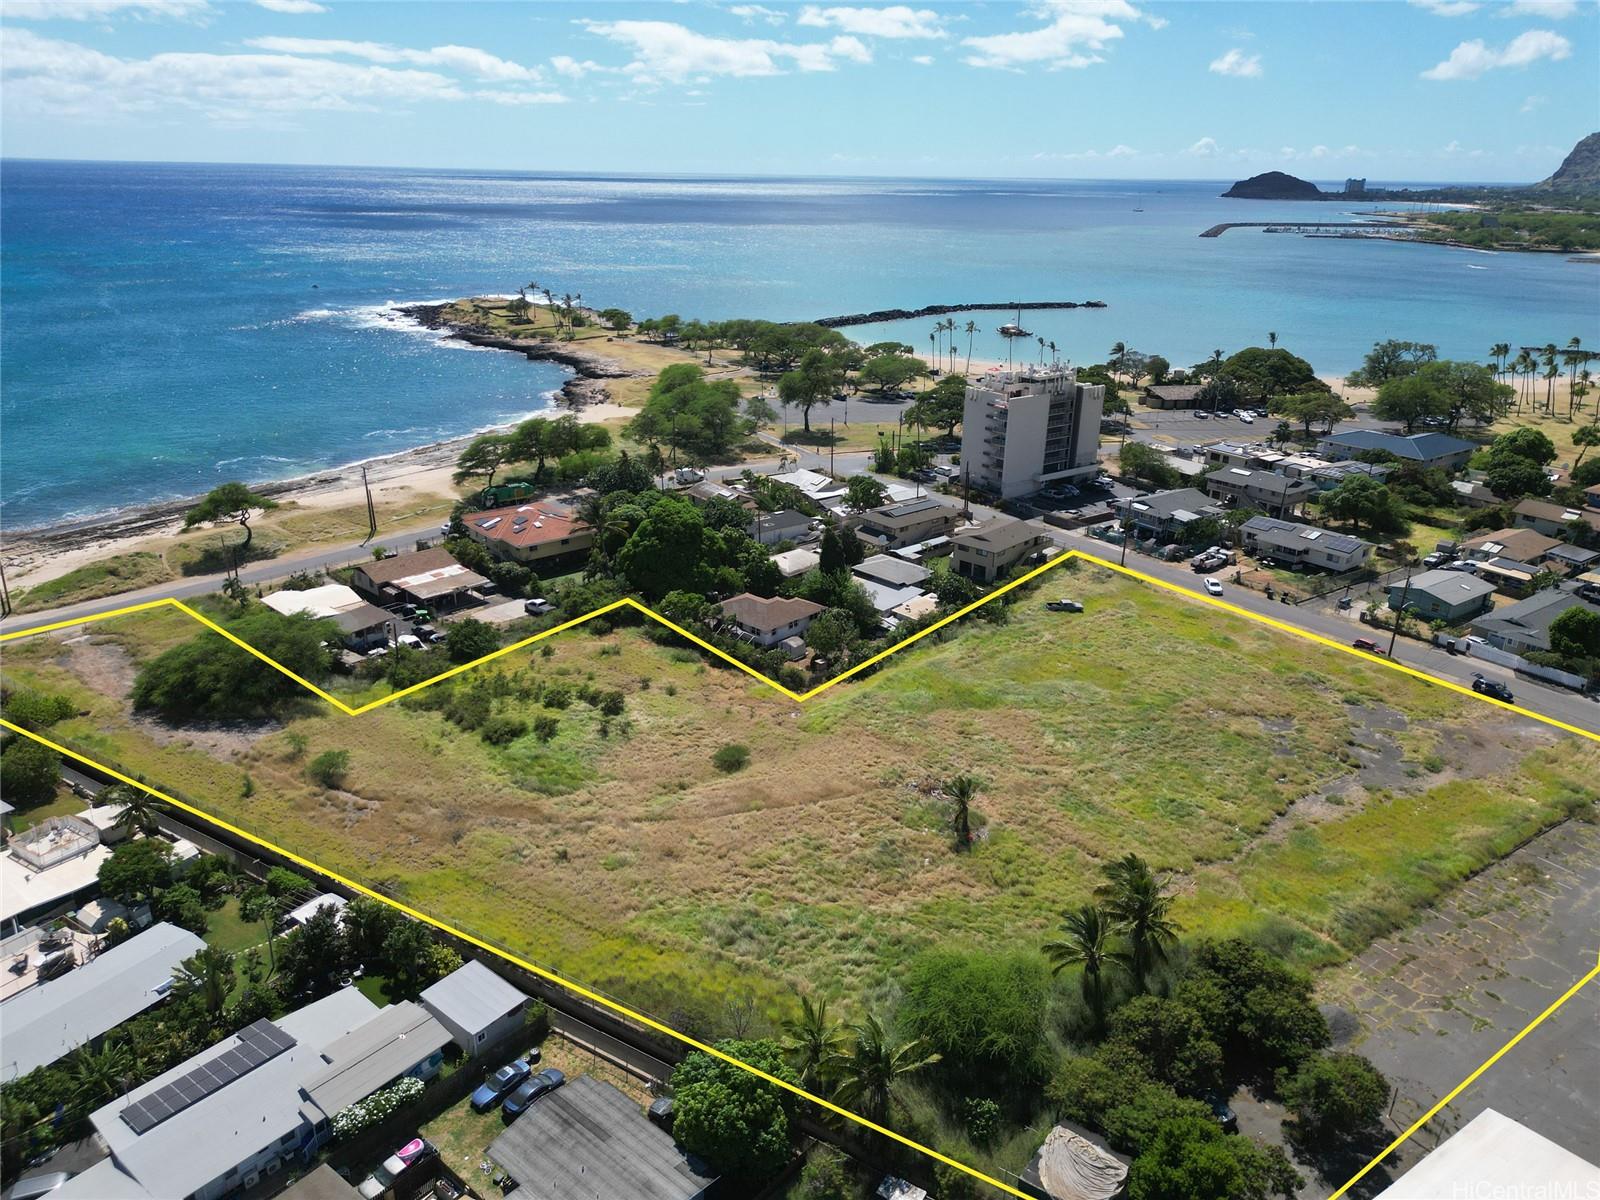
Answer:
1130;405;1401;449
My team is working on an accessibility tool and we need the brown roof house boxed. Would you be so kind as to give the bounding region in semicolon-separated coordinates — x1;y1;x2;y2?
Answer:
951;517;1054;584
718;593;823;654
350;547;488;610
465;503;593;566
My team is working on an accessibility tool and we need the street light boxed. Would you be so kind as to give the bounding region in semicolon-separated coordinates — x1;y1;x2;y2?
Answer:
1387;559;1417;658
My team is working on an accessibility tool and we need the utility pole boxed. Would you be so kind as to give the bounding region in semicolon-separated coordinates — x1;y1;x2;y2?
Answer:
360;464;378;546
829;417;835;476
0;555;11;617
1388;559;1415;658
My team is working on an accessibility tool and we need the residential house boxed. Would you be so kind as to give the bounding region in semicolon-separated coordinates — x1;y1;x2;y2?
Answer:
1203;466;1316;518
350;548;488;612
1512;498;1600;541
1202;442;1263;471
856;578;927;616
765;468;847;507
1543;543;1600;575
262;584;393;652
420;959;530;1058
488;1075;718;1200
280;893;346;932
1471;586;1600;655
1388;569;1496;623
682;479;753;509
1450;479;1501;509
852;497;961;551
63;986;450;1200
717;594;824;649
852;554;931;590
1142;384;1202;409
464;503;593;567
1473;557;1542;597
1;815;111;935
1239;516;1374;573
748;508;812;546
950;517;1054;584
0;922;205;1081
1461;527;1562;565
1317;430;1477;472
1309;459;1393;490
1114;488;1225;541
771;547;821;578
961;366;1105;498
1585;483;1600;511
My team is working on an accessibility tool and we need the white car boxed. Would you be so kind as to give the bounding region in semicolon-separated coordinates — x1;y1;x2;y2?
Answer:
1203;578;1224;597
394;634;424;650
1238;413;1255;424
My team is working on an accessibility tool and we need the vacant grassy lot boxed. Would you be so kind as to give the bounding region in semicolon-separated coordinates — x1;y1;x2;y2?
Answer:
5;567;1594;1029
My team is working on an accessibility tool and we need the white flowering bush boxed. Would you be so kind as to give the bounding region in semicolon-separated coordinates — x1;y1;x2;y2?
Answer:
331;1075;425;1141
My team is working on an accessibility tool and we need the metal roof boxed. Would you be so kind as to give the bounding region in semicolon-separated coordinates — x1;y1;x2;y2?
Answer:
1240;515;1368;554
301;1001;450;1117
488;1075;717;1200
420;959;528;1037
0;922;205;1081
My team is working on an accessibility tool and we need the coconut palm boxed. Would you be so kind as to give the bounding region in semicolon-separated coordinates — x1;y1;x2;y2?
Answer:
105;784;165;838
944;774;980;850
1048;340;1058;365
1491;342;1510;382
825;1014;940;1123
1268;331;1278;348
175;946;237;1015
964;320;978;372
1038;335;1047;365
1043;904;1126;1031
1572;423;1599;468
1108;341;1128;386
780;994;849;1094
1094;853;1181;994
1565;338;1584;419
70;1038;138;1107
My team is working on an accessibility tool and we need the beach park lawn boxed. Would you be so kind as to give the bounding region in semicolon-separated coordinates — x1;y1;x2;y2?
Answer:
2;567;1594;1029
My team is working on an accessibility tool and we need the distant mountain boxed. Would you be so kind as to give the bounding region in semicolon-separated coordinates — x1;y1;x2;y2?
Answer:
1221;172;1325;201
1535;132;1600;193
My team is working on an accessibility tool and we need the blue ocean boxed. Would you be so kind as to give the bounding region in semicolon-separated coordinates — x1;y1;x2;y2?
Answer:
2;159;1596;529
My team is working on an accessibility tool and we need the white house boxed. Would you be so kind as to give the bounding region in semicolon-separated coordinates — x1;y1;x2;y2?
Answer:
420;959;530;1058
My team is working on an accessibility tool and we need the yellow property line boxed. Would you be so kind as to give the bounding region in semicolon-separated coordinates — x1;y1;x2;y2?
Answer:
1;551;1596;1198
3;549;1595;739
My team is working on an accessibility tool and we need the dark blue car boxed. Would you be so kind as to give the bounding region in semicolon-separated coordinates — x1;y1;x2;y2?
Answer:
502;1068;565;1118
470;1060;531;1112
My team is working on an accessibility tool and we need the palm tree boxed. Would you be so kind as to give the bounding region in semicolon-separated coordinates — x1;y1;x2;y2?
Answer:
1048;339;1058;365
1513;349;1535;414
1037;336;1046;365
964;320;978;372
780;994;849;1094
106;784;165;837
176;946;236;1015
1043;904;1125;1031
1565;338;1584;420
825;1014;940;1123
929;330;937;372
1268;331;1278;348
1094;853;1181;994
70;1038;138;1108
1573;422;1600;468
1108;341;1128;386
944;774;980;850
1491;342;1510;383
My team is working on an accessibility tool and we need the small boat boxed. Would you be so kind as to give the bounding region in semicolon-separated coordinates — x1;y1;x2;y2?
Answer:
997;304;1031;339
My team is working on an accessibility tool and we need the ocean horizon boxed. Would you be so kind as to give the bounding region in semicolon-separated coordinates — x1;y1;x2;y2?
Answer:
2;158;1596;530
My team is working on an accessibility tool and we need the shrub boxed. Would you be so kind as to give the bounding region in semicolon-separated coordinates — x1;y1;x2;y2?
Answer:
131;610;337;721
0;737;62;807
962;1096;1001;1145
712;743;750;773
307;749;350;789
671;1039;795;1182
1;687;76;731
898;949;1054;1085
266;866;313;897
330;1075;425;1141
1280;1052;1389;1143
480;715;529;746
531;714;560;742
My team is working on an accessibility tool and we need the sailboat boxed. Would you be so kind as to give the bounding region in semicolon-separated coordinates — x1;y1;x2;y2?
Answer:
997;303;1031;340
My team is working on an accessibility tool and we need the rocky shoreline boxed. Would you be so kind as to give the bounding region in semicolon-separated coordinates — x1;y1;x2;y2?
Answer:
813;300;1106;328
396;303;642;409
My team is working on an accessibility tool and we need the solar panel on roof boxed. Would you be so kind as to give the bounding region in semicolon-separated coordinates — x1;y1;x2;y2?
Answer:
120;1020;297;1135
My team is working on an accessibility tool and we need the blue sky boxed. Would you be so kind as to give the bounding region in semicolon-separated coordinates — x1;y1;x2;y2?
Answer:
1;0;1593;180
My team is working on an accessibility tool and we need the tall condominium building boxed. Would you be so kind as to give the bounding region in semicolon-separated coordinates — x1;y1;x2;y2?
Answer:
960;366;1105;499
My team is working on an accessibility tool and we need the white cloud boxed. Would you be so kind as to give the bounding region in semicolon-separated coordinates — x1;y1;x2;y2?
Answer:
911;53;933;64
1421;28;1571;79
1185;136;1220;157
1500;0;1577;17
1520;92;1546;111
1409;0;1481;15
245;37;543;82
578;19;873;82
0;28;569;120
550;54;609;78
1;0;209;19
474;89;568;105
728;4;786;24
795;5;946;39
255;0;326;13
1032;143;1139;161
962;0;1147;71
1208;47;1261;77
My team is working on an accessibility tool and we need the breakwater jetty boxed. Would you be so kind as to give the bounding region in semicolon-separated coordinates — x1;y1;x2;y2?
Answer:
1200;220;1408;238
814;300;1106;328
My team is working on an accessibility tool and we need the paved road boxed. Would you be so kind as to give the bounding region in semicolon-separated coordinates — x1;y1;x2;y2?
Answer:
1045;526;1600;736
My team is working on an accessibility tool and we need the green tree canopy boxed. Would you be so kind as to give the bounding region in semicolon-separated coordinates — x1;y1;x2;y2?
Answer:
131;610;338;721
1129;1116;1302;1200
444;618;500;664
1319;474;1406;537
671;1039;796;1183
98;838;174;904
1346;339;1437;389
898;949;1054;1084
1549;606;1600;661
0;736;62;808
182;482;280;552
1105;996;1225;1097
1217;348;1321;400
1489;426;1557;465
1281;1052;1389;1143
626;364;749;460
1118;441;1181;489
615;498;715;599
858;353;926;395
